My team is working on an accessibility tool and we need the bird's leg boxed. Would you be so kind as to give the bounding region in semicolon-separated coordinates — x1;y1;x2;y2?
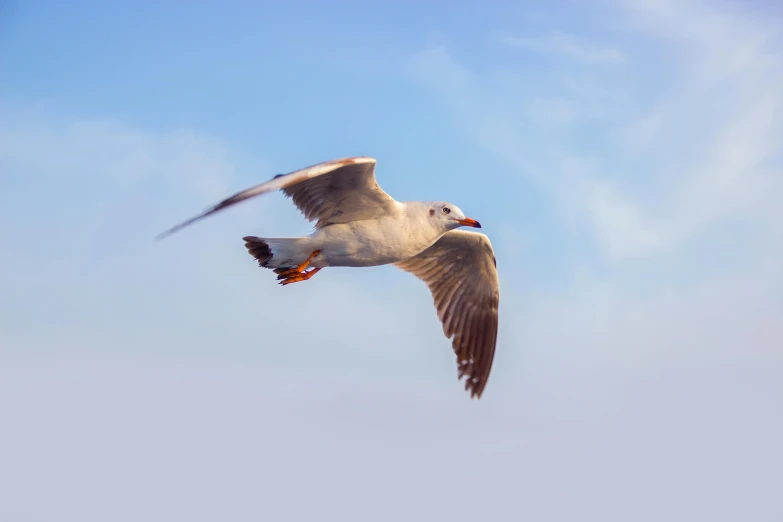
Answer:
276;250;321;279
278;267;322;286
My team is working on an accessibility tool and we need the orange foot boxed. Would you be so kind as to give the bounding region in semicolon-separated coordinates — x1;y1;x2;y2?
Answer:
278;267;321;286
276;250;322;285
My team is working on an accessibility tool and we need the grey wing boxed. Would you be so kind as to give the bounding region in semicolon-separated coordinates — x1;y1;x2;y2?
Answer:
394;230;500;399
156;156;397;239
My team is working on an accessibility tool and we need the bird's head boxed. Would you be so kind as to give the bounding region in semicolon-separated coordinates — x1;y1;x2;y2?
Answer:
428;202;482;231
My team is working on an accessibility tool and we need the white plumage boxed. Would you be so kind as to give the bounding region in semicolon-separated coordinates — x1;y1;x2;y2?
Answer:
158;156;500;398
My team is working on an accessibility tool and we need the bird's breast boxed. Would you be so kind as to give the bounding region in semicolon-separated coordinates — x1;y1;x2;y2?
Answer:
313;217;441;267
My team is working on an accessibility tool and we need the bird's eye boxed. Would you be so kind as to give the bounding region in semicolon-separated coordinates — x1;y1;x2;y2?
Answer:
442;207;451;214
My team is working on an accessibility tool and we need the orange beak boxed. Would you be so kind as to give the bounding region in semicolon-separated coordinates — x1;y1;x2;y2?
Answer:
457;217;482;228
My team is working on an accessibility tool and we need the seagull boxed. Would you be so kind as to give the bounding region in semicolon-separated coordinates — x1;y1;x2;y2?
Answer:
157;156;500;398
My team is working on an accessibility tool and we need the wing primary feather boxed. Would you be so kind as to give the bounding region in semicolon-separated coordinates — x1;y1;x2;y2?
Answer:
155;156;391;240
441;282;469;335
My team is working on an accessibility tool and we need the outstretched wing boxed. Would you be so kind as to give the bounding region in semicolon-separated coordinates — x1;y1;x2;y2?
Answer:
394;230;500;399
157;156;397;239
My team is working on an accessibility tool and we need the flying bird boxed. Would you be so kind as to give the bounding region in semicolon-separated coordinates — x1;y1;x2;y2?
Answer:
157;156;500;398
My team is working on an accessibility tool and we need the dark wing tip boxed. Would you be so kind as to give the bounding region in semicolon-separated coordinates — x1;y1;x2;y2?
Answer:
154;185;263;241
154;203;227;241
465;373;489;399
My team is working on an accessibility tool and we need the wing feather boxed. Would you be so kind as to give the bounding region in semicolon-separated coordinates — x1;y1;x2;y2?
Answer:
156;156;396;239
394;230;500;398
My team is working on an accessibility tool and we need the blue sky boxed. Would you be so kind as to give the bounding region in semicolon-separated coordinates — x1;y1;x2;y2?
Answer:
2;1;782;521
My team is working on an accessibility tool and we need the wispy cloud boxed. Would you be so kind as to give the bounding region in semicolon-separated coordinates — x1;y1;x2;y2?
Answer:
501;31;626;65
411;2;783;266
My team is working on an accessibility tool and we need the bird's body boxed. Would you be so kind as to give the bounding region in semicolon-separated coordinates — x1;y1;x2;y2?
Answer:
158;156;500;398
252;201;451;269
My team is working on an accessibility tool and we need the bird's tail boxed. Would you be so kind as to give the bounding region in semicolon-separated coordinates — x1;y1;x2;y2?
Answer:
242;236;314;272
